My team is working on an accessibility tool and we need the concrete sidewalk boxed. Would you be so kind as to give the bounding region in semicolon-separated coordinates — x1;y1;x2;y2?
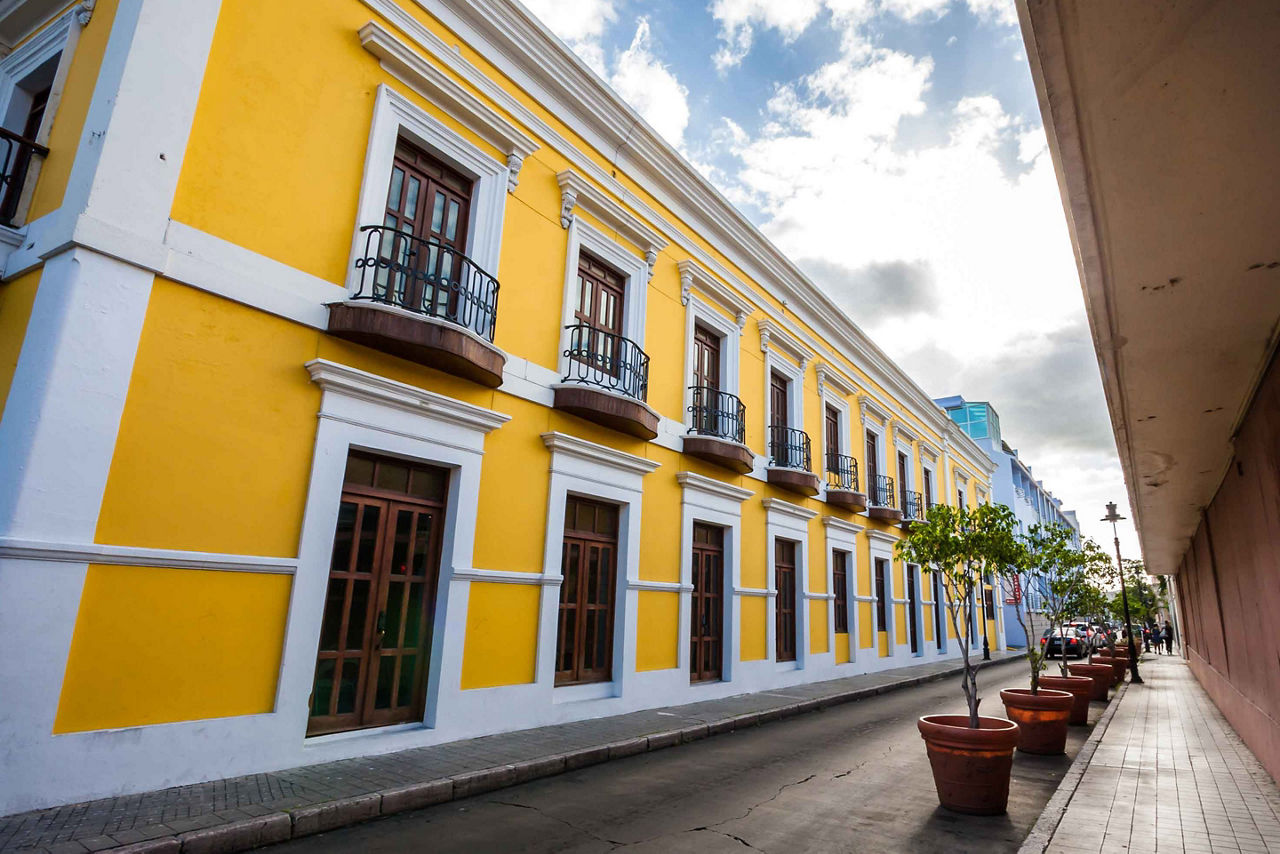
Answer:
0;652;1022;853
1031;655;1280;854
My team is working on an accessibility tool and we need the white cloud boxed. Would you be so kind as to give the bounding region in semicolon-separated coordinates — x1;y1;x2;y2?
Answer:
609;18;691;147
709;0;825;70
519;0;617;74
965;0;1019;27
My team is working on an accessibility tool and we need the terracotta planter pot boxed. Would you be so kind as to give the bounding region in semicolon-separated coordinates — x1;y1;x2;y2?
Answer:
1040;674;1094;725
1068;662;1113;700
1092;655;1124;686
917;715;1020;815
1000;689;1074;755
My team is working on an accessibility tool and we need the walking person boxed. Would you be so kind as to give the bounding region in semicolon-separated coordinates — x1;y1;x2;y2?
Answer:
1164;620;1175;654
1151;624;1163;654
1143;624;1152;653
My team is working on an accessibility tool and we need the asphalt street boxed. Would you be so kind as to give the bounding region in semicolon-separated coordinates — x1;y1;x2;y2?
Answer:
267;662;1094;853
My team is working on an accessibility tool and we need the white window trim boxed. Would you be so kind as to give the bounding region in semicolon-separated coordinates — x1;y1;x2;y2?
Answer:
682;292;742;428
822;516;863;663
818;389;852;489
862;418;888;500
761;329;807;466
0;6;84;227
557;169;667;269
555;216;651;381
348;84;512;290
867;529;898;657
763;498;817;671
921;464;937;510
904;563;924;657
285;359;511;740
677;473;753;684
929;566;949;654
538;432;660;701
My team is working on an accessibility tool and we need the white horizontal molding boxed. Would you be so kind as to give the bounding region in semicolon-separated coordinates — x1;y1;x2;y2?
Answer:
628;579;692;593
557;170;667;269
893;420;920;445
804;591;836;600
761;497;818;522
734;586;774;597
452;567;558;585
815;362;857;399
852;594;876;602
307;359;511;433
859;394;891;426
677;259;751;329
540;431;661;477
675;471;753;504
0;537;296;574
821;515;865;537
757;318;811;369
865;529;901;545
359;19;538;190
918;440;940;461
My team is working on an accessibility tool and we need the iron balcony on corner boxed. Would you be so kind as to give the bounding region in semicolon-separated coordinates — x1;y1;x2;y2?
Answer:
553;323;659;440
326;225;507;387
683;386;753;473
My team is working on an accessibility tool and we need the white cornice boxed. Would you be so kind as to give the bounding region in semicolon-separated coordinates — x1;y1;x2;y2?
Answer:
816;363;858;400
762;497;819;521
893;420;920;445
358;20;538;191
540;431;661;476
758;318;812;370
821;516;865;537
676;471;754;503
557;170;668;270
918;440;940;461
307;359;511;432
678;259;751;329
866;529;900;545
859;395;890;426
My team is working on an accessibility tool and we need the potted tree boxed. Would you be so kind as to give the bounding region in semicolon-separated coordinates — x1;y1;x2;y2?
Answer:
998;523;1076;754
897;502;1024;815
1063;550;1116;701
1031;537;1100;725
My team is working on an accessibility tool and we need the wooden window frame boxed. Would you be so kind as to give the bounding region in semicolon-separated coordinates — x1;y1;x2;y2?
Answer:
874;557;888;632
774;538;798;663
555;496;620;686
690;522;725;683
832;549;849;634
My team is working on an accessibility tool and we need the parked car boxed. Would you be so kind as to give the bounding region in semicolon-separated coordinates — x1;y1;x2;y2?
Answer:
1040;626;1088;659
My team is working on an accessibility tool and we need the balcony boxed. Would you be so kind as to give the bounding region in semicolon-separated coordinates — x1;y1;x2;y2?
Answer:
327;225;506;387
766;425;819;496
683;386;753;474
901;490;925;530
867;474;903;522
824;453;867;511
554;323;659;439
1;127;48;228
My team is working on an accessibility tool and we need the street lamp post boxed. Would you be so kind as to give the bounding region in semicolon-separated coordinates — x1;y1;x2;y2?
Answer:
980;572;991;661
1102;501;1143;684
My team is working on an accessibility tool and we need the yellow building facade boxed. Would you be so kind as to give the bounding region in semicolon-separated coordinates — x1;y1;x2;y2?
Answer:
0;0;1000;814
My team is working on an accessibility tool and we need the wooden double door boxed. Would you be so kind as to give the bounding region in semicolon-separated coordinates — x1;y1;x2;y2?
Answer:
309;454;447;736
690;523;724;682
775;540;797;662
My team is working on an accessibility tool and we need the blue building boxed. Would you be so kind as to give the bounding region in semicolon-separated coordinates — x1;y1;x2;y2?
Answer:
934;396;1082;648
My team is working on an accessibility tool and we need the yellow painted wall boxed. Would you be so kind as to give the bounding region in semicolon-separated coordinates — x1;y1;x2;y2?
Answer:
0;268;41;423
55;564;290;733
636;591;679;671
460;582;539;688
740;596;767;661
834;632;850;664
95;279;321;557
27;0;119;220
858;602;874;650
878;632;889;657
809;600;828;655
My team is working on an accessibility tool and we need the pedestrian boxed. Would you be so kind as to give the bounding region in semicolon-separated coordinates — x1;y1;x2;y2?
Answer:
1143;624;1152;653
1164;621;1175;654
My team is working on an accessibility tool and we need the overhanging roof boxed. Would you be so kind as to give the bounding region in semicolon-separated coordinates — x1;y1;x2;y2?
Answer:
1016;0;1280;574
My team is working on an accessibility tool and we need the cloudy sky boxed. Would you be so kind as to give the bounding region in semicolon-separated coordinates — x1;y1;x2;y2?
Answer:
520;0;1141;559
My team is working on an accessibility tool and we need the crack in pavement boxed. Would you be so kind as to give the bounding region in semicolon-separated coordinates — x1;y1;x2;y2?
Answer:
488;800;627;847
690;826;763;851
704;773;817;828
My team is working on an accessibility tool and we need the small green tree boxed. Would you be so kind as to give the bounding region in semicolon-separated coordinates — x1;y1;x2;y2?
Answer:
1004;523;1075;694
897;502;1024;728
1037;537;1108;676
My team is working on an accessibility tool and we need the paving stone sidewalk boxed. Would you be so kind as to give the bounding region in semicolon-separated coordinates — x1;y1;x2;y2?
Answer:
0;652;1022;853
1039;654;1280;854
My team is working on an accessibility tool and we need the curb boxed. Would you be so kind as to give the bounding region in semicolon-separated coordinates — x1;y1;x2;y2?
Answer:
101;654;1024;854
1016;675;1132;853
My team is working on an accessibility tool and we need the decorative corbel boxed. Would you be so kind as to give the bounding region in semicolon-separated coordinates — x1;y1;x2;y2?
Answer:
76;0;96;25
679;266;693;306
506;153;523;193
735;309;748;329
559;186;577;229
759;326;772;353
645;247;658;273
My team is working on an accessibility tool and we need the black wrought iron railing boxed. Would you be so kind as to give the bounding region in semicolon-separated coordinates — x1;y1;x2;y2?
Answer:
768;425;811;471
903;490;924;520
351;225;500;342
0;127;49;227
825;453;859;492
870;475;897;509
688;386;746;443
562;323;649;401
